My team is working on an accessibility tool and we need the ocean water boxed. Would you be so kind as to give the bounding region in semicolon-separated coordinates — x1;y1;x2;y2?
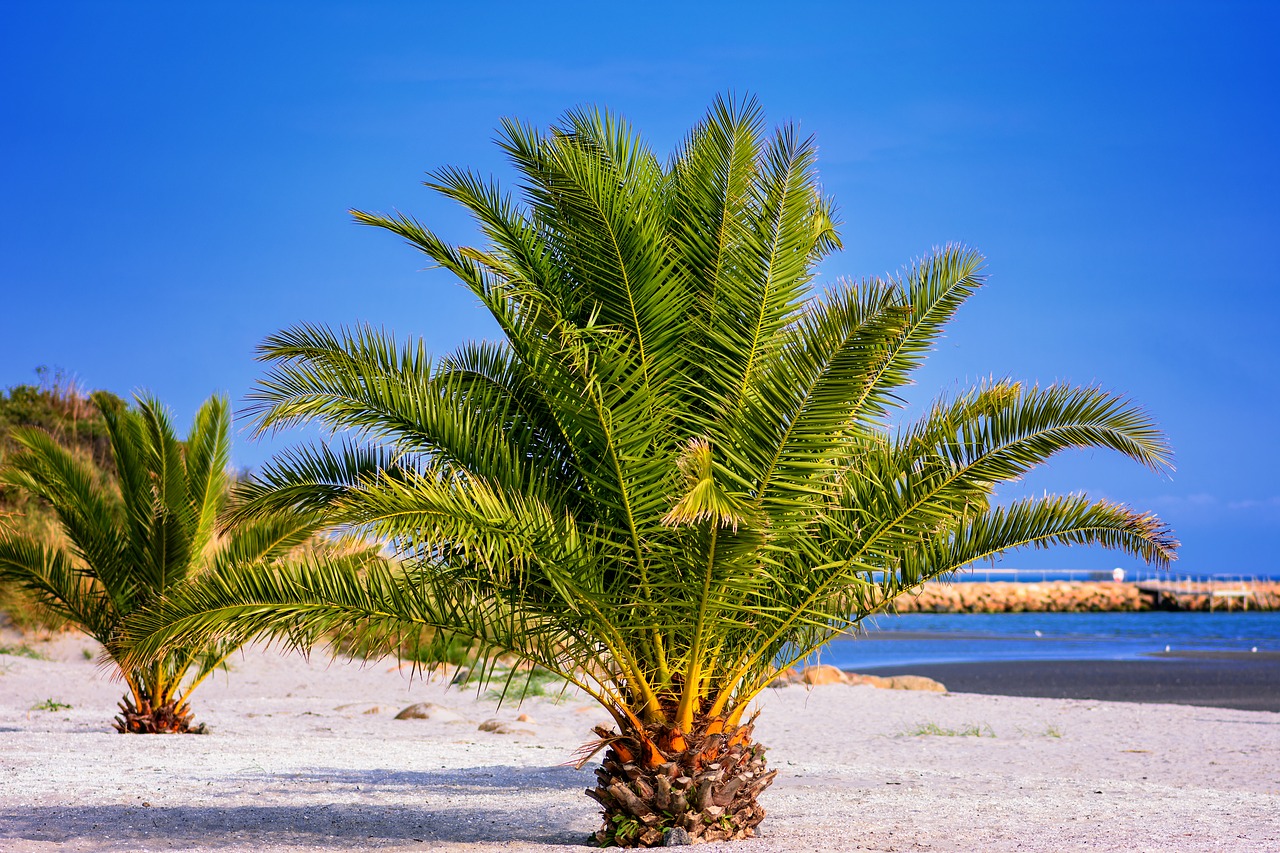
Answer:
818;611;1280;671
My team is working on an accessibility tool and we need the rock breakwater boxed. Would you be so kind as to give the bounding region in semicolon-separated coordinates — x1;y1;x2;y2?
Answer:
891;581;1280;613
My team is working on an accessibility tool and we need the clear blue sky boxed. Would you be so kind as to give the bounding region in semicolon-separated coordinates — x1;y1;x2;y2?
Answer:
2;2;1277;574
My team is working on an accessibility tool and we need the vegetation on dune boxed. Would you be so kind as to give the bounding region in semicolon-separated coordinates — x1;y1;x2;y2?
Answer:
127;96;1176;844
0;368;121;469
0;392;375;733
0;370;124;632
31;698;73;712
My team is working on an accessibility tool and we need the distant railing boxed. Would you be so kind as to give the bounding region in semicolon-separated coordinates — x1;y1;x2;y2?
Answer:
1131;575;1265;611
950;568;1275;585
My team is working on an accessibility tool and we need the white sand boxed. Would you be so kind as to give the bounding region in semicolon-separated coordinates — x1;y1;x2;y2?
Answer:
1;633;1277;852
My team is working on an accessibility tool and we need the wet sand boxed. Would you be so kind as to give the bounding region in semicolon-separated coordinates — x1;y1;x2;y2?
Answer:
858;651;1280;712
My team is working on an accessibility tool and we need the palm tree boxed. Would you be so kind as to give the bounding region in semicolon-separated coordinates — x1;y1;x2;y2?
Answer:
128;97;1175;842
0;393;335;733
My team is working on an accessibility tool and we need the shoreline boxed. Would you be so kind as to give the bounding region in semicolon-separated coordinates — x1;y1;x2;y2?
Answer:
855;652;1280;712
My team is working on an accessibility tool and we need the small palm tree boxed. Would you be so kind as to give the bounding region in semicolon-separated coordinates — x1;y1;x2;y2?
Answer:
129;97;1175;841
0;393;332;733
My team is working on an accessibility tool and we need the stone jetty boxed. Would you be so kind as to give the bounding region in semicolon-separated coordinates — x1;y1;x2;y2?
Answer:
892;580;1280;613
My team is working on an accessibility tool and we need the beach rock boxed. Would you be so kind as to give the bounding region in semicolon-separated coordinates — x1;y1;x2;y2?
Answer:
888;675;947;692
768;667;803;687
516;713;535;723
843;673;945;691
334;702;392;715
777;666;944;690
801;664;846;685
478;718;535;735
662;826;692;846
394;702;464;722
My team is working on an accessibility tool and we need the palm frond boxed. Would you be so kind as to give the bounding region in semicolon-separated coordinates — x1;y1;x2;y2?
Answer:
182;395;232;558
908;494;1178;574
1;424;131;605
0;538;116;642
149;97;1177;743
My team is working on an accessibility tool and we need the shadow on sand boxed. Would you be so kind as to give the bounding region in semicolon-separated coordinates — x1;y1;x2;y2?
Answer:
0;764;600;850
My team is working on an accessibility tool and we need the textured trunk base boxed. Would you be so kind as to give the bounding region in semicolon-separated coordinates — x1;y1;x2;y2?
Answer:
586;719;777;847
113;694;198;734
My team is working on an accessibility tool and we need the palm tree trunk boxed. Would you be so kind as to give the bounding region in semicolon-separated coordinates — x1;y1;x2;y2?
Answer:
112;680;198;734
586;716;776;847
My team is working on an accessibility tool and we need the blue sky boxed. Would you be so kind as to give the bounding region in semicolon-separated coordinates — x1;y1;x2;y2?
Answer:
2;2;1277;574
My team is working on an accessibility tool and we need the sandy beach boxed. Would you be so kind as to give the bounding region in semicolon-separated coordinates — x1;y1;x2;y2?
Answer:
2;633;1277;852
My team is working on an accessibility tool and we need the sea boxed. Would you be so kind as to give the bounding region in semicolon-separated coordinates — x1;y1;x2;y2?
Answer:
818;611;1280;671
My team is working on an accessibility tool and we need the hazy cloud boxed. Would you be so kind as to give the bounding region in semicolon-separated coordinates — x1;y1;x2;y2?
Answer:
1226;496;1280;511
1148;493;1280;521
